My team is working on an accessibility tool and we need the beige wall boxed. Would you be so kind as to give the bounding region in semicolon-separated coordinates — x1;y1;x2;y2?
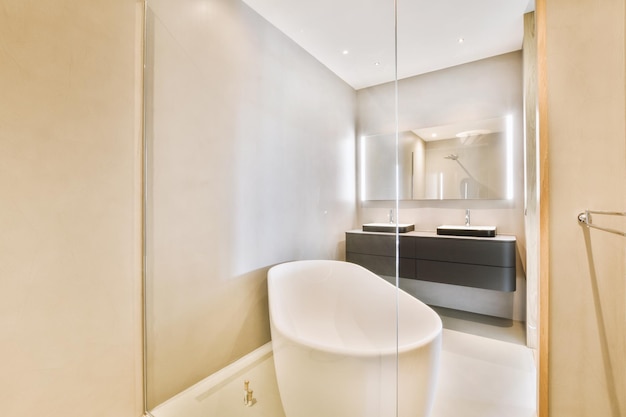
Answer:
523;11;539;351
545;0;626;415
0;1;143;416
145;0;357;407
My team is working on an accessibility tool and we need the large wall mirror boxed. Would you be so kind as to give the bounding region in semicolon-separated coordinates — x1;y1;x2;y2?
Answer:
361;115;513;200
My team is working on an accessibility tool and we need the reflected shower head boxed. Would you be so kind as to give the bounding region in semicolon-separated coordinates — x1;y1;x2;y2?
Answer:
444;154;458;160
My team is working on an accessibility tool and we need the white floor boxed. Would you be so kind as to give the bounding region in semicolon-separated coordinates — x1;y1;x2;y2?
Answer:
150;313;536;417
431;329;536;417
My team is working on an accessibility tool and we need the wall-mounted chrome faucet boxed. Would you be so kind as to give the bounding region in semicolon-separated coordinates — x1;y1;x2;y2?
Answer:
389;209;394;224
465;209;471;227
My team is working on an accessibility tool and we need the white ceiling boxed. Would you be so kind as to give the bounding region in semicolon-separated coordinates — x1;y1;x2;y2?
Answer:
241;0;535;90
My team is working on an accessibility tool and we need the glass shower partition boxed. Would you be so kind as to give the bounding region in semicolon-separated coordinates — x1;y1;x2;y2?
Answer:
143;0;402;416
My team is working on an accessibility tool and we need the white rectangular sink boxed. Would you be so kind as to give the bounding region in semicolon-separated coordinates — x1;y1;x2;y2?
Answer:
436;225;497;237
362;223;415;233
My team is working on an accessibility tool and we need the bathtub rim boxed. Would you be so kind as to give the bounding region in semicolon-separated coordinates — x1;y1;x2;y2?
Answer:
268;259;443;358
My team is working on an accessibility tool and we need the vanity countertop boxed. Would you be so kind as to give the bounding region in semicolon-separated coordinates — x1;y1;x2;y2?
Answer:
347;229;516;242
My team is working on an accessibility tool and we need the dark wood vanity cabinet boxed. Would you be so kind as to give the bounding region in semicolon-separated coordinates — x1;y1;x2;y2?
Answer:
345;231;516;291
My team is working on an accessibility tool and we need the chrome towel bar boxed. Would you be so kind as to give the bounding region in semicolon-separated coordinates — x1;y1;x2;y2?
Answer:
577;210;626;237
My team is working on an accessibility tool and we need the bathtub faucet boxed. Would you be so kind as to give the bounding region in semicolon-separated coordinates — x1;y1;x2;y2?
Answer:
465;209;471;227
389;209;394;224
243;380;255;407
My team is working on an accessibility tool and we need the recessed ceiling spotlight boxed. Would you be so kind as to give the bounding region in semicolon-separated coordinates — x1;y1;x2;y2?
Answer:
342;50;349;55
431;133;437;138
458;37;465;44
374;61;381;66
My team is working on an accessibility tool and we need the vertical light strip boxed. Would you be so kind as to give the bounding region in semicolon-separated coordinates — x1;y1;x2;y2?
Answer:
506;114;514;200
439;172;443;200
360;136;367;201
523;114;528;211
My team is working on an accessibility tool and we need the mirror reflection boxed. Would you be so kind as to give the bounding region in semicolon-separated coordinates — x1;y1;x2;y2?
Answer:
362;116;513;200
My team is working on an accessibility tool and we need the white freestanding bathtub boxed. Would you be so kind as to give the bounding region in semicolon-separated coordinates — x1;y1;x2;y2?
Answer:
268;260;442;417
